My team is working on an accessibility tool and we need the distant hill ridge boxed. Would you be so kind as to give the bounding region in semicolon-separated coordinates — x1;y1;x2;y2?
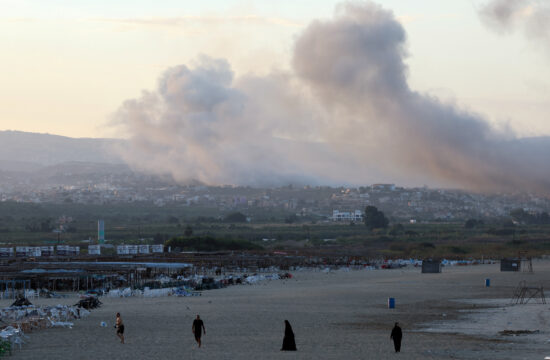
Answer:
0;131;124;171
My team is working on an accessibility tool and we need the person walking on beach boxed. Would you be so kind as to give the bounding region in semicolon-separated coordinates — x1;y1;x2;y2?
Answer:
192;315;206;348
390;322;402;352
281;320;297;351
115;312;125;344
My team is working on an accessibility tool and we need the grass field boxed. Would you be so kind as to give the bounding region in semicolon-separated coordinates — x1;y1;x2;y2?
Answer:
0;201;549;259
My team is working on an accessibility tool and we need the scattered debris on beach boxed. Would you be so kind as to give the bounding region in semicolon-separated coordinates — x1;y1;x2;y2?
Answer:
75;296;102;310
11;296;32;307
499;329;540;336
0;296;100;355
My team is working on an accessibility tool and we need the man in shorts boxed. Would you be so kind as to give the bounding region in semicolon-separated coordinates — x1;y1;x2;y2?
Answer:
115;312;125;344
192;315;206;348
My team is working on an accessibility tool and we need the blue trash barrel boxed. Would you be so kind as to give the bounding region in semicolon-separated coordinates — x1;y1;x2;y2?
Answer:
388;297;395;309
485;278;490;287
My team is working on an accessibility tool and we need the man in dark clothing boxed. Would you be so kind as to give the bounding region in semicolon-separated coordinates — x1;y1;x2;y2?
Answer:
192;315;206;348
390;322;402;352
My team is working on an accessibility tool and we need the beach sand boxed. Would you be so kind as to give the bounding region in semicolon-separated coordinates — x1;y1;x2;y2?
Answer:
5;261;550;359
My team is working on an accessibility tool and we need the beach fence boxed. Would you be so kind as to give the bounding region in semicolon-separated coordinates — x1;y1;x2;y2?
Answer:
421;260;441;273
0;280;31;300
500;259;521;272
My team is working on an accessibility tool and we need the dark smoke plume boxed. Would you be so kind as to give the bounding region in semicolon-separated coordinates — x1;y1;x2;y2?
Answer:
113;1;550;192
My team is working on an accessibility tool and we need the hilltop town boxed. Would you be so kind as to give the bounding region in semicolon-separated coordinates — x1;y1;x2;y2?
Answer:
1;163;550;223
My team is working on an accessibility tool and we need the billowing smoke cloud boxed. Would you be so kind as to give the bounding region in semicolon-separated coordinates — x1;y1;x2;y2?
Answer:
114;1;550;192
112;55;359;186
479;0;550;43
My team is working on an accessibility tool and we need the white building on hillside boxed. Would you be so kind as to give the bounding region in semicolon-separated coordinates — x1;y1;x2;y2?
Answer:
332;210;363;222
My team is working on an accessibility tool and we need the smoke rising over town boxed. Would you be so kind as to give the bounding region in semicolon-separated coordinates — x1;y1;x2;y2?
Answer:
114;1;550;192
479;0;550;45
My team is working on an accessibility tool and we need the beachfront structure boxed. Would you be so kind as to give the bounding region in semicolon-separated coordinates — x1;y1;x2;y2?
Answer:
88;245;101;255
0;244;164;258
5;246;75;258
0;261;193;294
152;245;164;253
421;260;442;273
0;248;14;258
501;258;521;272
512;280;546;304
331;210;363;222
57;245;80;256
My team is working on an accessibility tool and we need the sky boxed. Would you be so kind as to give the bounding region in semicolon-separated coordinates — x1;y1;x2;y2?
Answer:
1;0;549;139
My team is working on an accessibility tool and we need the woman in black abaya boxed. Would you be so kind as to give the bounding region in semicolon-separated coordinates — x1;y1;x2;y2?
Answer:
281;320;297;351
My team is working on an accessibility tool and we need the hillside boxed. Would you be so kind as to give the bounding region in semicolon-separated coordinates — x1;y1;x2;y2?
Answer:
0;131;124;169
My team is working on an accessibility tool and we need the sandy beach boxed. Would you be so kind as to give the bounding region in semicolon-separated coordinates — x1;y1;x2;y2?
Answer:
4;261;550;360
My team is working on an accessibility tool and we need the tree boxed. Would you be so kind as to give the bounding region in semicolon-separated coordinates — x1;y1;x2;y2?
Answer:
184;225;193;237
165;236;262;252
223;212;247;223
364;206;389;230
153;233;169;244
285;214;298;224
167;216;179;224
510;208;529;224
388;223;404;236
510;208;550;225
40;219;53;232
486;228;515;236
465;219;483;229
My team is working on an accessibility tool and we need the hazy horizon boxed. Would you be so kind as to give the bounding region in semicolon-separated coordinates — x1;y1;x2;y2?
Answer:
2;0;549;139
2;0;550;192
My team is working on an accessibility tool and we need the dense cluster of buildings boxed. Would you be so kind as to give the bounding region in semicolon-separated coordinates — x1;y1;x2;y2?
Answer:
1;168;550;222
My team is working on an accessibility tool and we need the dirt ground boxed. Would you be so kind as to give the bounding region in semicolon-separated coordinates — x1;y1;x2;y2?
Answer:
6;261;550;359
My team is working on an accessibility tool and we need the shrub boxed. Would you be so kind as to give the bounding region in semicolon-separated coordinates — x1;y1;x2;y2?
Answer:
166;236;262;251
